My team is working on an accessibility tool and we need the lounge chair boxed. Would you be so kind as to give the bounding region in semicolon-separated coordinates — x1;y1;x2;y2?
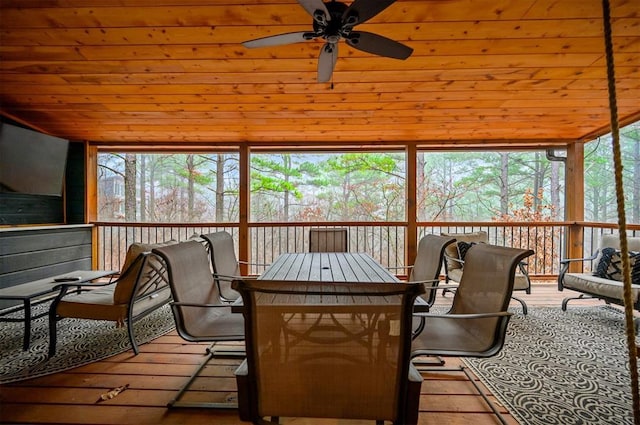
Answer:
48;241;175;358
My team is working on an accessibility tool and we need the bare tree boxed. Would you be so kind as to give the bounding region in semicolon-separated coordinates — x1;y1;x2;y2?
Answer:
124;153;137;221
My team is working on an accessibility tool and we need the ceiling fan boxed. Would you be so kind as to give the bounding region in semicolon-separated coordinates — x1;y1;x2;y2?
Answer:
242;0;413;82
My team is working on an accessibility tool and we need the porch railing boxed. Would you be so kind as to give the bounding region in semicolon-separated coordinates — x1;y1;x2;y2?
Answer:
417;222;566;277
93;221;639;277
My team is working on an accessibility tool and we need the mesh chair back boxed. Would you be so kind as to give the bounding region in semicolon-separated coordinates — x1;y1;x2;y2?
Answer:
233;279;423;422
411;243;533;359
309;228;348;252
153;241;241;341
410;234;456;307
201;231;241;301
450;244;533;337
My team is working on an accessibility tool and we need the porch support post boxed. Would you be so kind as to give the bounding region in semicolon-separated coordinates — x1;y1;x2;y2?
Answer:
86;143;99;269
406;144;418;272
238;143;250;275
565;141;585;272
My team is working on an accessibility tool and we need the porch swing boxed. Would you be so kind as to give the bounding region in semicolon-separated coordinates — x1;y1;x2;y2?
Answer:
600;0;639;423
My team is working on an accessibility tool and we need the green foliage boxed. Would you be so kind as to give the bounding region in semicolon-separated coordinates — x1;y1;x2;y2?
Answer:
95;120;639;225
584;121;640;223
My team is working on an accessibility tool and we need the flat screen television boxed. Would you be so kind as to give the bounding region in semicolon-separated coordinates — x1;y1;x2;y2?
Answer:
0;122;69;196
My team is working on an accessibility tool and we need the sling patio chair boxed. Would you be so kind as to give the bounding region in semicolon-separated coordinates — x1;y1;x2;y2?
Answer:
388;234;456;312
48;240;176;358
308;227;349;252
232;278;425;425
442;230;533;314
201;231;264;303
152;240;245;409
411;243;533;424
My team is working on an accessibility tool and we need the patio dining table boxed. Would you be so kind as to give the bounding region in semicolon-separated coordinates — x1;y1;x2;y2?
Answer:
235;252;415;358
258;252;399;283
232;252;422;313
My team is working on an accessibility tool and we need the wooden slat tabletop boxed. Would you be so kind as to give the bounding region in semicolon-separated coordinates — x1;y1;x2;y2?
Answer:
259;253;398;283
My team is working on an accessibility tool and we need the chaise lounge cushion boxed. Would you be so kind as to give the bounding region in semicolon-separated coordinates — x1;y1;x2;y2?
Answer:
562;272;640;303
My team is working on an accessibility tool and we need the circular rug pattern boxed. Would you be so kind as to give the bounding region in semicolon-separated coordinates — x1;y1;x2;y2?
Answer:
0;303;175;384
464;306;638;425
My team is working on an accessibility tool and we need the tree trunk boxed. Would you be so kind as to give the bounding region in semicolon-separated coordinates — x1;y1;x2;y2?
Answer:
500;153;509;215
124;153;137;221
149;163;156;220
283;154;290;221
417;152;425;217
187;154;195;222
216;154;225;222
533;152;541;210
139;155;146;222
551;160;560;217
633;136;640;223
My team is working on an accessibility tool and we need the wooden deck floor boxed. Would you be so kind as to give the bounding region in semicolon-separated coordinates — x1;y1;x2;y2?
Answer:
0;282;620;425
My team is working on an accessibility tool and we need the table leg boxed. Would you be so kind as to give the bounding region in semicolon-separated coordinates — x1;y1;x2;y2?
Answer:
23;299;31;351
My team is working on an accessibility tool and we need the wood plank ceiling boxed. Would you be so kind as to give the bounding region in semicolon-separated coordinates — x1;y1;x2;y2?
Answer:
0;0;639;149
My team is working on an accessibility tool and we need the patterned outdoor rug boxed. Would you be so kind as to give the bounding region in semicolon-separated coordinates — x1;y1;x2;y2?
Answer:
0;303;175;384
464;306;638;425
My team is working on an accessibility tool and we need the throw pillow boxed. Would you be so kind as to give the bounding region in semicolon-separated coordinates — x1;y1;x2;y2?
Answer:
595;247;640;285
594;247;617;278
632;251;640;286
457;241;476;262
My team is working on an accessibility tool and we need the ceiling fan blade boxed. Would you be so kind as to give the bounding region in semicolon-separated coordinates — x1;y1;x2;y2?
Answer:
342;0;396;25
298;0;331;22
243;32;314;48
346;31;413;59
317;42;338;82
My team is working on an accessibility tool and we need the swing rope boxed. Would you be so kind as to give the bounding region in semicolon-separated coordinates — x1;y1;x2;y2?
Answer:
601;0;639;422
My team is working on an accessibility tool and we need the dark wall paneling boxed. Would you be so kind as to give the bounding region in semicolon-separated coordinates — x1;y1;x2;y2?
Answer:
0;225;93;309
65;142;86;224
0;193;63;225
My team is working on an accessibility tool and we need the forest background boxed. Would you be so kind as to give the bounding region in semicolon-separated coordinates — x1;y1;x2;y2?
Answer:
97;122;639;226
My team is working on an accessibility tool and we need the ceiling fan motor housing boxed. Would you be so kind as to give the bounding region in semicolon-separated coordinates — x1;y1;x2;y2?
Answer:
312;1;358;42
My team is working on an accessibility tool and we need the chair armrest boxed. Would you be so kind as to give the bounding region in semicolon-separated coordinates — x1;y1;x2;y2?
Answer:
52;280;115;292
408;278;438;285
411;311;512;340
238;260;270;267
559;250;599;266
517;261;531;277
213;274;257;303
214;273;258;281
444;254;464;267
558;250;599;290
51;278;119;307
171;301;232;308
414;311;512;320
387;265;414;271
421;284;458;291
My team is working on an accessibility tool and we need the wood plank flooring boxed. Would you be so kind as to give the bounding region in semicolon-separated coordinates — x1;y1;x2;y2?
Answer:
0;282;622;425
